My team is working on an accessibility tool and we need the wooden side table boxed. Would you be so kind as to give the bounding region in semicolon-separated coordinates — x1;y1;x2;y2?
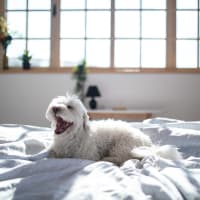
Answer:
88;110;152;121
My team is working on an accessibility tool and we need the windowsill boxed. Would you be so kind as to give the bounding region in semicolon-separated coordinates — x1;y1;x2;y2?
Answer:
0;67;200;74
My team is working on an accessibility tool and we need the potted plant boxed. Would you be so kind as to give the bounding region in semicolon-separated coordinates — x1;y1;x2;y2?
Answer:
72;60;87;103
0;15;12;70
20;50;32;69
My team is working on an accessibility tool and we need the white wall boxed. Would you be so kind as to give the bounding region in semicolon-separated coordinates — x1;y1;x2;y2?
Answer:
0;73;200;127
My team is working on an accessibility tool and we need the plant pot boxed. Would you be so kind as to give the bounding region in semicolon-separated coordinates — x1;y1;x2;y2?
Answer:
23;61;31;70
3;54;8;70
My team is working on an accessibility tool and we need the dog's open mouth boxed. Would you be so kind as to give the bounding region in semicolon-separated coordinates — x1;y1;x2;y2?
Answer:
55;116;73;134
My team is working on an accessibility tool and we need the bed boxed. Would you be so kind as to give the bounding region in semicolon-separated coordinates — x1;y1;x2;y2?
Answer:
0;118;200;200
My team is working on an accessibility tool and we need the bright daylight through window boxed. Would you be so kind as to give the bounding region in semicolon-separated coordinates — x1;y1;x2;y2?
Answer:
1;0;200;71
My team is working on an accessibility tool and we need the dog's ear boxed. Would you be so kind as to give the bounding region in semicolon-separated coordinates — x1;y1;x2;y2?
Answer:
45;105;52;121
83;112;89;131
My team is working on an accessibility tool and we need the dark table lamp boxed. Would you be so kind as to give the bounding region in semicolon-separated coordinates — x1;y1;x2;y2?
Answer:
86;85;101;109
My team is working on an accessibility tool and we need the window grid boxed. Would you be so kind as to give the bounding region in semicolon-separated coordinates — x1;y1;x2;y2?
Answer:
197;0;199;69
60;1;111;67
60;0;166;68
5;0;51;67
114;1;166;68
176;0;200;68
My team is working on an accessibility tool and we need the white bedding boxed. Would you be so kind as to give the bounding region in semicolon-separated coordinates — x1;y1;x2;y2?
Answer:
0;118;200;200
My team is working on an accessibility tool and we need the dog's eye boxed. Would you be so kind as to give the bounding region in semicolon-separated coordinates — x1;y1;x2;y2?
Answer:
67;105;73;110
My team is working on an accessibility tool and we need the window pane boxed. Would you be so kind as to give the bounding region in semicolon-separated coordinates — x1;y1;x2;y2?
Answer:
61;12;85;38
86;40;110;67
7;39;26;67
142;11;166;38
142;0;166;9
199;13;200;38
115;40;140;68
115;0;140;9
7;11;26;38
87;0;111;9
115;11;140;38
177;0;198;9
60;39;85;66
176;40;197;68
199;42;200;68
87;11;110;38
177;11;197;38
28;12;50;38
7;0;26;10
141;40;166;68
61;0;85;9
29;0;51;10
28;40;50;66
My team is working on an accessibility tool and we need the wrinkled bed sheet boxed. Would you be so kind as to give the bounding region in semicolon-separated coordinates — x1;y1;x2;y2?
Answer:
0;118;200;200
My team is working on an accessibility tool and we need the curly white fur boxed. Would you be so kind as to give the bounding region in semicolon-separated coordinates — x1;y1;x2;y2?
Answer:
46;94;181;165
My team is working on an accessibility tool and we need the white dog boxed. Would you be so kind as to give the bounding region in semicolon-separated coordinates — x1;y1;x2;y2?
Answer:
46;94;181;165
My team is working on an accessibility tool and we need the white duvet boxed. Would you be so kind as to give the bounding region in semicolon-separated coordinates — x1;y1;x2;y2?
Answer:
0;118;200;200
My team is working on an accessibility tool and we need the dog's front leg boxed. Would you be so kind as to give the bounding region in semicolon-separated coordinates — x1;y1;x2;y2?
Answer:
48;149;57;158
101;156;123;166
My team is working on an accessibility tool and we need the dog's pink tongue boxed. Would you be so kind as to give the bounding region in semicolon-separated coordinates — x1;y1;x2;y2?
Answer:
55;117;67;134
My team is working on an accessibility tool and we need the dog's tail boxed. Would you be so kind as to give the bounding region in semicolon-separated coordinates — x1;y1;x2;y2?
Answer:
154;145;182;160
131;145;182;161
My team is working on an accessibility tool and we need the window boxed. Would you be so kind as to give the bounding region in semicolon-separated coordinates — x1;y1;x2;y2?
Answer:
6;0;51;67
0;0;200;72
176;0;199;68
60;0;166;68
115;0;166;68
60;0;111;67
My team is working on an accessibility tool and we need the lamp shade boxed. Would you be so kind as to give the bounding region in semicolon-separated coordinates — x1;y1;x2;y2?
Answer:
86;85;101;98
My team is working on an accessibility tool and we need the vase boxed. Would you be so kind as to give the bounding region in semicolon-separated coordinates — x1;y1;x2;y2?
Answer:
75;81;85;104
23;61;31;70
2;54;8;70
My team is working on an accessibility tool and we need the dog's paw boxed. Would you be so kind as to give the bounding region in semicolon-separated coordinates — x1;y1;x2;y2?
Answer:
101;156;123;166
48;149;57;158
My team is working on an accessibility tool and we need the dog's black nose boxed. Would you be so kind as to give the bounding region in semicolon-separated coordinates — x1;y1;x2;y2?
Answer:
52;107;59;113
